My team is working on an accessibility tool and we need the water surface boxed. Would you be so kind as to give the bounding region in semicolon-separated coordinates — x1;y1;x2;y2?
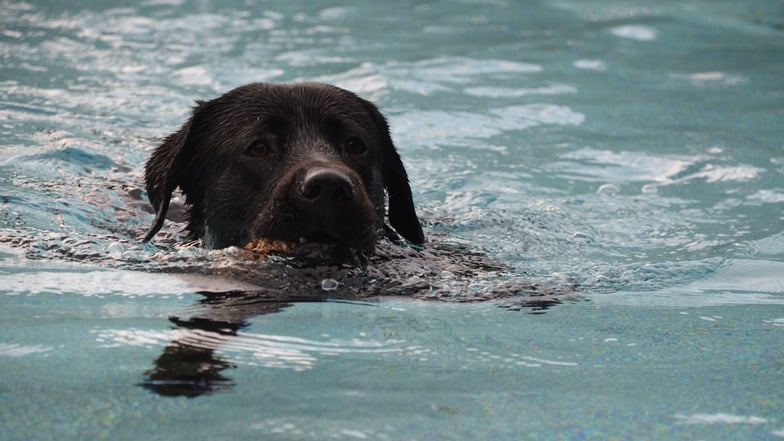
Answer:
1;0;783;439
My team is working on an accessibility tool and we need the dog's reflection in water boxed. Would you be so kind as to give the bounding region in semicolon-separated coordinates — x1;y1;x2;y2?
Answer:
141;291;329;398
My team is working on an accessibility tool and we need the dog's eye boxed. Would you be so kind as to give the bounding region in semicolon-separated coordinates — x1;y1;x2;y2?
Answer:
345;137;367;155
244;141;271;158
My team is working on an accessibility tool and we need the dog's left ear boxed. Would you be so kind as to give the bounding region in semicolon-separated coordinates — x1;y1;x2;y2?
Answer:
363;101;425;245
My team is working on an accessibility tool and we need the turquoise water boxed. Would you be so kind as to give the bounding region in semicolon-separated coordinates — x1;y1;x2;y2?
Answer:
2;0;783;439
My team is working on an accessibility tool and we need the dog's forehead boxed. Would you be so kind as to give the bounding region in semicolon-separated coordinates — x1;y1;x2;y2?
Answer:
228;84;374;127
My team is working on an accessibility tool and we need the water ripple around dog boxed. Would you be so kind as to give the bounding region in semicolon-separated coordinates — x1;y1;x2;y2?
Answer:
94;327;406;372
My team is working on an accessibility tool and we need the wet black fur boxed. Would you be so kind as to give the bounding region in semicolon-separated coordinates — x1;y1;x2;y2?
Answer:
144;82;424;251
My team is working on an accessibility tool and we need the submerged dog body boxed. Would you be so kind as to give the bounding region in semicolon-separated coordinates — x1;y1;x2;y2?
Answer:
144;82;424;253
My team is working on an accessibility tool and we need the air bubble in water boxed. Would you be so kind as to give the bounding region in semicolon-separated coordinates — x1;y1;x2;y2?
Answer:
320;278;340;291
641;184;658;194
596;183;620;195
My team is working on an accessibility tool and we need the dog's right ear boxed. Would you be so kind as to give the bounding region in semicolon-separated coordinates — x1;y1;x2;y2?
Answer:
142;101;207;242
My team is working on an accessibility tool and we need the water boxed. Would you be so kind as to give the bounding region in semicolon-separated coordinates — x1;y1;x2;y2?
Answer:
2;0;783;439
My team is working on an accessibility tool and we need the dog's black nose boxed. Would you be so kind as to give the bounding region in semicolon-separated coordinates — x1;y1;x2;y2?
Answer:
301;168;355;204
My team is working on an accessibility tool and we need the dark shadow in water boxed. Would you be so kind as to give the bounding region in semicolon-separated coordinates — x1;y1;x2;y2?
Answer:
142;337;238;398
139;289;341;398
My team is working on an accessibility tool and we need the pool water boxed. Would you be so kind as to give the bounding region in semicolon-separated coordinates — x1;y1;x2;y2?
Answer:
2;0;783;439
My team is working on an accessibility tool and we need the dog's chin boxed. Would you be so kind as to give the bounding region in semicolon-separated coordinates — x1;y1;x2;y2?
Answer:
290;241;368;268
244;233;375;267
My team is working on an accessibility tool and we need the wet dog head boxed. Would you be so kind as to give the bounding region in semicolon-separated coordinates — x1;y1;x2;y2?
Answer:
143;82;424;253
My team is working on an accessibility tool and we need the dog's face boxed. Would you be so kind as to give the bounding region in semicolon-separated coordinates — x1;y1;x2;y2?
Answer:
143;82;424;253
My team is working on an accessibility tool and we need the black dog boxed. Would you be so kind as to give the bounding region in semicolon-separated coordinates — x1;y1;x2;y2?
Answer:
143;82;424;253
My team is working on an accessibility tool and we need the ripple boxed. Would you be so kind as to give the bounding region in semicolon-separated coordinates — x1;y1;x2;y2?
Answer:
0;268;251;297
674;413;768;425
676;164;764;183
223;331;403;371
610;24;658;41
395;104;584;148
595;259;784;307
0;343;53;357
671;71;747;87
573;59;607;71
95;327;405;372
689;259;784;294
547;147;695;183
464;84;577;98
319;57;543;97
93;328;174;348
747;189;784;204
545;147;765;186
388;57;543;83
461;346;578;369
171;65;213;86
